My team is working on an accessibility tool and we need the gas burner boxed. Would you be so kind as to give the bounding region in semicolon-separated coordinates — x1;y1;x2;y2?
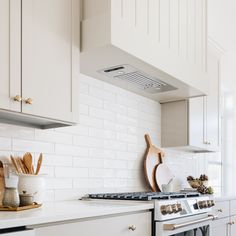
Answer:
88;191;201;201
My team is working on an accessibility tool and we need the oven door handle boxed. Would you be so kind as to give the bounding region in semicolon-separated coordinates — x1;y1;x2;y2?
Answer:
163;215;218;231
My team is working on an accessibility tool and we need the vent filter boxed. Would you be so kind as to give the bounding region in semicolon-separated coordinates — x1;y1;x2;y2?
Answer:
98;65;177;94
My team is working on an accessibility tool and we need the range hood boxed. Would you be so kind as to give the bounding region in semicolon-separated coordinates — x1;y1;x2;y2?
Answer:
80;0;208;102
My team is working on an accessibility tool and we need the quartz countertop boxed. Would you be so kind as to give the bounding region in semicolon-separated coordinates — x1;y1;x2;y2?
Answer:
0;199;154;230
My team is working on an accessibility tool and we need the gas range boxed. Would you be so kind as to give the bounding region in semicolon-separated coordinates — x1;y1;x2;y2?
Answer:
87;191;214;221
87;191;217;235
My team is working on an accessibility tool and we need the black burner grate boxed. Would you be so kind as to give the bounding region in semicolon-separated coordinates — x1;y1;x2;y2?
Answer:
88;192;200;201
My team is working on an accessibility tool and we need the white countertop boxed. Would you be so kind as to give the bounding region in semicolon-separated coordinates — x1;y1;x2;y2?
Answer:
0;200;154;230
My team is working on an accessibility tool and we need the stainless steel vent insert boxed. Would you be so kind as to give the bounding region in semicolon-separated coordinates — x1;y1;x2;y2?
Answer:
98;64;177;94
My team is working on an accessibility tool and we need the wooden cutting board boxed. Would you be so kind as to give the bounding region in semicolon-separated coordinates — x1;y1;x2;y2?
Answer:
143;134;165;192
0;166;5;205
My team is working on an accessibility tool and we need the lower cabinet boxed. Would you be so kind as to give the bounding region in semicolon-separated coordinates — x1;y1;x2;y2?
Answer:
211;218;229;236
34;211;151;236
211;199;236;236
230;215;236;236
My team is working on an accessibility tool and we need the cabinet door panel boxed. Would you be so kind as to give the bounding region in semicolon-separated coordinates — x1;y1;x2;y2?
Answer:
22;0;79;122
0;0;21;112
206;46;220;150
230;216;236;236
188;97;206;149
211;218;229;236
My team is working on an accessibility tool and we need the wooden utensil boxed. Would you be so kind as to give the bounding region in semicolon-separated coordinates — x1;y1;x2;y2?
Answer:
10;156;20;174
155;153;173;192
143;134;165;192
23;153;34;174
35;153;43;175
17;157;28;174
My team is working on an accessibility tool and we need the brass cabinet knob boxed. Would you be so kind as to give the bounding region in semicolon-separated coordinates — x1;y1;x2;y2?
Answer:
228;221;235;226
24;98;33;105
13;95;22;102
128;225;136;231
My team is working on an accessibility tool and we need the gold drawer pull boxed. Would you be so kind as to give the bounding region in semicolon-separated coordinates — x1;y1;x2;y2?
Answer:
128;225;136;231
24;98;33;105
13;95;22;102
228;221;235;226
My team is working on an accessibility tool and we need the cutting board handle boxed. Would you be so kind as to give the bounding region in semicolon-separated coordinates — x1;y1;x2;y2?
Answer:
145;134;152;147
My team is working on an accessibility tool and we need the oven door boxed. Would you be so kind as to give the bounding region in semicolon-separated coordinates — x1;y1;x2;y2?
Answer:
155;214;218;236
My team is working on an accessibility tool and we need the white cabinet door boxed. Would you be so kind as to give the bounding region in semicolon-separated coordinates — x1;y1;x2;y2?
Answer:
35;212;151;236
230;216;236;236
188;96;206;149
211;218;229;236
21;0;80;122
0;0;21;112
205;45;221;151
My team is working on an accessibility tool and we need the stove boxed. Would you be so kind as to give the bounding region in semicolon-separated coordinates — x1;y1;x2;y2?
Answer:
87;191;217;236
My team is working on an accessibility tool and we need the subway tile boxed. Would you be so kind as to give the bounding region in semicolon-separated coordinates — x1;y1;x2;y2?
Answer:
73;135;104;148
0;137;11;150
73;157;103;168
0;124;35;140
12;139;54;153
79;114;104;128
55;167;88;178
46;178;73;189
35;129;72;144
55;144;89;156
80;94;103;108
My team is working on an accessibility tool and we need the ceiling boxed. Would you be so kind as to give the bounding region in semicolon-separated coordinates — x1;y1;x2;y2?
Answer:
208;0;236;52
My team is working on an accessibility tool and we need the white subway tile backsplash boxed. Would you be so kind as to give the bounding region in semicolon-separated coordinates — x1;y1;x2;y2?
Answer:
12;139;54;153
35;130;72;145
0;137;11;150
0;73;210;202
55;144;89;156
79;114;104;128
55;167;88;178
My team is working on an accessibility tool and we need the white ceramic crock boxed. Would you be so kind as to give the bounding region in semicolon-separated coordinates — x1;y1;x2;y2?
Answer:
18;174;45;204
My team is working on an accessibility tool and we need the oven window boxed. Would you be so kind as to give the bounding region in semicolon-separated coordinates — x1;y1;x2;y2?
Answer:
170;226;209;236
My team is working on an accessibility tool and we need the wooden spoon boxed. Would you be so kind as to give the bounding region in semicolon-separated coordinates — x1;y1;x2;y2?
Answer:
35;153;43;175
23;152;34;174
10;155;20;174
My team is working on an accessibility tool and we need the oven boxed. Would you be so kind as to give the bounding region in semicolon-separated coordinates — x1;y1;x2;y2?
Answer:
155;214;217;236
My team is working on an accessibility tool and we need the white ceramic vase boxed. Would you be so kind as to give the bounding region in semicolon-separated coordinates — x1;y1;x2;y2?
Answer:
18;174;45;204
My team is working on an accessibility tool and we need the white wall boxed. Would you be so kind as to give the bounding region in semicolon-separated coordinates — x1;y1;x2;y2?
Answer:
0;74;216;201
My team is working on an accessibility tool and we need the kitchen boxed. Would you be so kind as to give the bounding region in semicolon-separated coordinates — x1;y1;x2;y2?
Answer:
0;0;235;235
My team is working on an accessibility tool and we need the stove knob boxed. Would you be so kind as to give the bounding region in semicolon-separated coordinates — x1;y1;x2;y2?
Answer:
198;201;204;209
177;203;183;212
203;201;208;208
211;200;215;206
166;205;173;214
207;200;212;207
171;204;178;213
161;205;167;215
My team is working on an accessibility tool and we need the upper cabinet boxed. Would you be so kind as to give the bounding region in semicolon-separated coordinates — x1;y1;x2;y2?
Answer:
0;0;80;129
0;0;21;112
80;0;208;102
161;42;222;152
